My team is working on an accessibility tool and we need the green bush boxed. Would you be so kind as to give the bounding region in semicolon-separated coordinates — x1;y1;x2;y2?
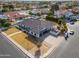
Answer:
46;15;68;33
46;15;59;23
0;19;11;27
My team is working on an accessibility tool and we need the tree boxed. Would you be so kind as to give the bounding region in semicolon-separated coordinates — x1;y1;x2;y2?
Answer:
29;11;33;15
2;4;9;12
47;12;53;16
2;22;11;27
2;4;14;12
46;15;68;33
46;15;58;23
8;4;14;11
59;20;68;33
0;19;11;27
37;13;41;16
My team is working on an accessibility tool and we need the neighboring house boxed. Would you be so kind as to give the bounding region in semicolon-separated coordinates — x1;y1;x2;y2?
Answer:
54;10;63;18
30;9;40;15
18;19;60;39
41;14;47;19
31;8;50;15
31;15;40;20
0;15;8;19
64;11;74;18
39;8;50;14
76;15;79;20
74;15;79;21
17;10;30;17
54;9;67;18
14;8;22;11
64;11;76;22
4;11;24;21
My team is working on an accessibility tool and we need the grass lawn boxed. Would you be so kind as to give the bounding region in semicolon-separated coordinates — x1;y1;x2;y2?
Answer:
11;32;36;50
4;27;20;35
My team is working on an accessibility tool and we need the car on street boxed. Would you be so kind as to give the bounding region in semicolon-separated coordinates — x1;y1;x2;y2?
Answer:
69;30;74;35
70;21;74;25
64;32;69;40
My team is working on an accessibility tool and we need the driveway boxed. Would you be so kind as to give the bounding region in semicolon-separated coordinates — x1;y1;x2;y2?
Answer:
47;21;79;58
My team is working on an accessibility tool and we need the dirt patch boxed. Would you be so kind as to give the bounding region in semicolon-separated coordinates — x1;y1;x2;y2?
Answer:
4;27;20;35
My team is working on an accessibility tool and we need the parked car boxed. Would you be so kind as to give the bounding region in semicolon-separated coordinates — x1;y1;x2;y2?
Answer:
69;30;74;35
0;27;8;31
64;32;69;39
70;21;74;25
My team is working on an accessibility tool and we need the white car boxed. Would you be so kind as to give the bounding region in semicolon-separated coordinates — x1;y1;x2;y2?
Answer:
69;30;74;35
64;32;68;38
68;30;74;35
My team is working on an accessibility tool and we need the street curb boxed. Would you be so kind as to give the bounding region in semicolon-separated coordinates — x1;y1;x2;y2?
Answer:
41;44;56;58
2;32;34;58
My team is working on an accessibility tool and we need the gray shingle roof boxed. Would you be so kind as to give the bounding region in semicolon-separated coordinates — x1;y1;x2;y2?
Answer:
18;19;53;34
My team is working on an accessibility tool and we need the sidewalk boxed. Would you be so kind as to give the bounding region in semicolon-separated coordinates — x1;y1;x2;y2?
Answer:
2;32;34;58
2;32;49;58
2;31;64;58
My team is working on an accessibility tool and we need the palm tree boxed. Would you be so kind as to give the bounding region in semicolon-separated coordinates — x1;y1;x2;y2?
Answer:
58;16;68;33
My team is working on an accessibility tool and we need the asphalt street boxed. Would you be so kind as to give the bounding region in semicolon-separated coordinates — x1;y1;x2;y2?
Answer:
47;21;79;58
0;33;28;58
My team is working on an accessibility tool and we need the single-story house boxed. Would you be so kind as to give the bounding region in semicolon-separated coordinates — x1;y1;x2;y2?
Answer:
30;9;40;15
54;10;63;18
31;15;40;20
64;11;77;22
64;11;74;18
0;15;8;19
39;8;50;14
72;15;79;21
76;15;79;20
4;11;25;21
30;8;50;15
17;10;30;17
18;19;60;39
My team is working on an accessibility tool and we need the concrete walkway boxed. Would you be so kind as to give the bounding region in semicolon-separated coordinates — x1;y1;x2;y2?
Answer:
41;35;65;57
8;31;22;37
